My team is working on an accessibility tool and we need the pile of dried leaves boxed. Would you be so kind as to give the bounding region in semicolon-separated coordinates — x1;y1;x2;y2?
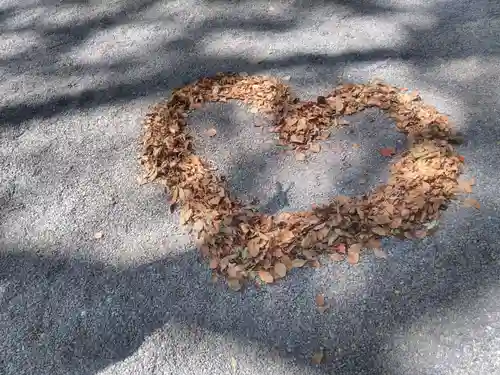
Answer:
140;72;469;290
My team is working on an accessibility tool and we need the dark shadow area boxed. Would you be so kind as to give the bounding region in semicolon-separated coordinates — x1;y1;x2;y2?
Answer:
1;203;500;374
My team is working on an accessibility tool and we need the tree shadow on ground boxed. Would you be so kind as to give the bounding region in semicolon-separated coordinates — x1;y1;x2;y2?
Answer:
1;202;500;375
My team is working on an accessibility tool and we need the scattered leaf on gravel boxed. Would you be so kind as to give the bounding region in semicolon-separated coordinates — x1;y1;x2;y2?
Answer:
315;294;325;306
379;147;395;157
205;128;217;137
312;349;324;365
94;232;103;239
274;262;287;278
258;270;274;284
373;248;388;259
347;251;360;265
463;198;480;209
414;229;427;239
352;143;360;148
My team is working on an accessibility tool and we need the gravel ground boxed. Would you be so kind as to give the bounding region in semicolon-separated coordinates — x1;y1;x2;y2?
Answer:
1;0;500;374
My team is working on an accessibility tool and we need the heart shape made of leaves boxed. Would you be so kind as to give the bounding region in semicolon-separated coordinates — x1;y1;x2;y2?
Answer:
140;73;465;290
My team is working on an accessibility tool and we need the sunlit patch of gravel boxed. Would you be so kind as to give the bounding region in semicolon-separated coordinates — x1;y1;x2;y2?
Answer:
188;101;407;215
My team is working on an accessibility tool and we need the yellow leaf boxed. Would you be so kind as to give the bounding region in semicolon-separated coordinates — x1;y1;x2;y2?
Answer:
258;270;274;284
274;262;287;278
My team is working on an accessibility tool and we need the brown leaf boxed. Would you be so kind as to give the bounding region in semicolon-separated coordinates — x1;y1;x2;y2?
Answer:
179;208;193;225
335;243;346;254
315;294;325;307
247;237;261;257
205;128;217;137
372;226;388;236
278;229;295;243
258;270;274;284
311;349;324;365
295;152;306;161
209;258;219;269
349;243;362;253
274;262;287;278
347;251;359;265
290;134;305;144
379;147;396;157
310;143;321;153
291;259;307;268
463;198;480;209
373;248;388;259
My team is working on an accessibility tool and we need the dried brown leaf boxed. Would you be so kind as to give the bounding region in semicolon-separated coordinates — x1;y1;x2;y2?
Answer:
274;262;287;278
315;294;325;306
258;270;274;284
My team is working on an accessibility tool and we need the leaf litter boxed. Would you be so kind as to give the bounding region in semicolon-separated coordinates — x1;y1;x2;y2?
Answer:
140;72;469;289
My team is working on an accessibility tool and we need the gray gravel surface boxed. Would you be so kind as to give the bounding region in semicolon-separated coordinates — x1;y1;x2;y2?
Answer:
1;0;500;374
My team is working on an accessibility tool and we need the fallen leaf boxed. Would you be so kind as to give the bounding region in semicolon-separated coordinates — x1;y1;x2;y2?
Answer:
209;258;219;269
258;270;274;284
315;294;325;307
94;232;103;239
295;152;306;161
205;128;217;137
310;143;321;153
292;259;307;268
347;251;359;265
352;143;360;148
463;198;480;209
372;227;388;236
379;147;396;157
335;243;346;254
274;262;287;278
373;248;388;259
312;349;324;365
